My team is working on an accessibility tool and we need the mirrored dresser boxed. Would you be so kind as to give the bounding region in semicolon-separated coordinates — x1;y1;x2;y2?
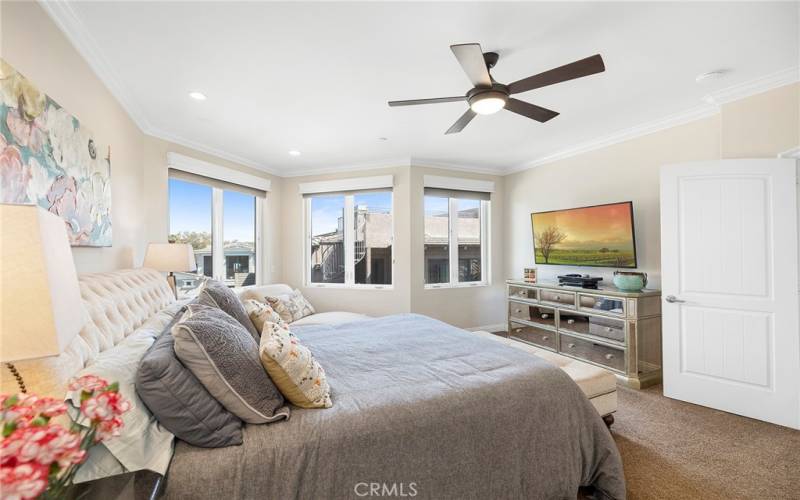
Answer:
506;279;662;389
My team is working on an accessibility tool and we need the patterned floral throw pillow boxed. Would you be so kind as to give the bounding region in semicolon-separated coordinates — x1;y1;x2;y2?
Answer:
258;321;332;409
266;290;315;323
243;299;287;332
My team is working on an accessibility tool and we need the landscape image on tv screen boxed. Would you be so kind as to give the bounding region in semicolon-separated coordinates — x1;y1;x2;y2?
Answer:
531;201;637;268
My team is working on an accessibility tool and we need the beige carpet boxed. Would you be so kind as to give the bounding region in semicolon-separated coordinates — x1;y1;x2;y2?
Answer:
611;384;800;499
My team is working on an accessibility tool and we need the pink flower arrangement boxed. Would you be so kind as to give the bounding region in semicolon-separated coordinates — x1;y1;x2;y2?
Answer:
1;376;130;499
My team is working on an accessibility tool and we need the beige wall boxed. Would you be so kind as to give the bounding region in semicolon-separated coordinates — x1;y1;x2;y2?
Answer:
409;166;505;329
280;166;413;318
279;166;505;329
1;1;276;276
504;83;799;289
141;137;284;284
2;1;146;272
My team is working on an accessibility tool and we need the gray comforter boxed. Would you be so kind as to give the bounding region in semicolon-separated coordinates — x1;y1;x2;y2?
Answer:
165;314;625;500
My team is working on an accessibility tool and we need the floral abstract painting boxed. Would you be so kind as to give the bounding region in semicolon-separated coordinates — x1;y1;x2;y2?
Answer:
0;59;111;246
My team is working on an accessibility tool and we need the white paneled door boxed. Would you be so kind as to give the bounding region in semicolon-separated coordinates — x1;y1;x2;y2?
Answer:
661;159;799;429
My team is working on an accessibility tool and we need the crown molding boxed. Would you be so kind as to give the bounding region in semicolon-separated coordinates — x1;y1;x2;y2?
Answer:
505;67;799;175
504;104;719;174
147;124;281;176
409;158;501;176
703;66;799;105
38;0;155;134
279;158;412;178
40;0;799;180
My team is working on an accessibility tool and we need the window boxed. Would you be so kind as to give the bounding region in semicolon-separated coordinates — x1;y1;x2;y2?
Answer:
424;189;489;287
223;190;257;287
169;178;212;294
306;190;393;288
169;170;263;292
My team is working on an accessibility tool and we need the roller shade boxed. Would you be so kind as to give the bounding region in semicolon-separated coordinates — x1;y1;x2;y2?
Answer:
169;168;266;198
423;187;490;201
167;152;270;197
423;175;493;200
299;175;394;196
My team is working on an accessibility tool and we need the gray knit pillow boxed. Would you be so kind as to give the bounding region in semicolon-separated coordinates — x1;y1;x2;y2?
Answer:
173;304;289;424
136;309;244;448
198;279;260;341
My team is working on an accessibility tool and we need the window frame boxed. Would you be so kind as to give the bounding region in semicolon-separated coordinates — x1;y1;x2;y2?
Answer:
424;196;490;290
304;191;395;290
168;178;264;286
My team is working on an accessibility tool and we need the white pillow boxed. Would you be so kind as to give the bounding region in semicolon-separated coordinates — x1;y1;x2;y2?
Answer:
64;308;180;482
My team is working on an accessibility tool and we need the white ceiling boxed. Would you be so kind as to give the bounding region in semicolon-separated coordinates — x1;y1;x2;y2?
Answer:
45;1;799;176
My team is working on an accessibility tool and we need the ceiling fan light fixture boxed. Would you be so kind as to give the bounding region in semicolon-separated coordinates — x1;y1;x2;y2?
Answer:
469;91;507;115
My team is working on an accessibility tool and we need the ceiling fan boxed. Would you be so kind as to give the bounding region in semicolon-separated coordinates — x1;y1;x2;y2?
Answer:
388;43;605;134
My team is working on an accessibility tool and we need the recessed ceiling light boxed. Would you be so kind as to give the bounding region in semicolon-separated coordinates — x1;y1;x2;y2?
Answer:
378;137;388;141
695;70;728;83
188;91;207;100
288;150;301;156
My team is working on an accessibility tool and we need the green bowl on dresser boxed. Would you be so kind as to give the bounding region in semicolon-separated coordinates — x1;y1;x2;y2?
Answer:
613;271;648;292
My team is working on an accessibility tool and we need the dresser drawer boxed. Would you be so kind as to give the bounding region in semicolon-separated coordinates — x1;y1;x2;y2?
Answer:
559;310;625;343
559;333;625;372
578;293;625;317
508;285;537;302
509;302;556;328
509;322;556;350
539;289;576;308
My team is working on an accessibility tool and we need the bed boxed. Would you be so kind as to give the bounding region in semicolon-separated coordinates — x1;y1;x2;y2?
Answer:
1;269;624;500
165;314;624;499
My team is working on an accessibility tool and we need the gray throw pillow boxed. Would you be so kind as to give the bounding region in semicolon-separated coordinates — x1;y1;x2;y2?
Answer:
135;309;244;448
198;279;260;341
173;303;289;424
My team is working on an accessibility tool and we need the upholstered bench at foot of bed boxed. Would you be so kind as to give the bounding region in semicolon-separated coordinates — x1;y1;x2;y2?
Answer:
472;331;617;426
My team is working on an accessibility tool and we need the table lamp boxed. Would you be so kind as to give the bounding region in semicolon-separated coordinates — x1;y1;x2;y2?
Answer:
143;243;197;298
0;204;86;393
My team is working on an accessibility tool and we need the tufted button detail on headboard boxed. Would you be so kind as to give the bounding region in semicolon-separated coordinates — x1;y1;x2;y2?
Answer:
0;268;176;398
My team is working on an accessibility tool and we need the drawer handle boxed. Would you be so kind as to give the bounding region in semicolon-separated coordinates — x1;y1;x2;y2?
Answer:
515;309;522;313
541;313;549;319
567;319;575;325
605;353;615;360
542;335;549;341
567;343;576;349
605;327;613;332
554;295;560;300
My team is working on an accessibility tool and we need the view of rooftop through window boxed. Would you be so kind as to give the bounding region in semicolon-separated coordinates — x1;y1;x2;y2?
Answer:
168;178;257;291
424;195;483;285
309;191;392;285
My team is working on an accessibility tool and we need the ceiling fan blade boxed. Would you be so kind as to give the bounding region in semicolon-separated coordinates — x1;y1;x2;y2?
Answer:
450;43;492;88
508;54;605;95
445;108;477;134
388;96;466;107
505;98;559;123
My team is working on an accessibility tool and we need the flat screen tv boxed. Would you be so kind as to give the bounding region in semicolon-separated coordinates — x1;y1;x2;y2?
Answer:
531;201;637;268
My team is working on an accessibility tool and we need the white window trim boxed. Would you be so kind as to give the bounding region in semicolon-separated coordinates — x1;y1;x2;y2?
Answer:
424;198;490;290
169;180;264;286
304;191;395;290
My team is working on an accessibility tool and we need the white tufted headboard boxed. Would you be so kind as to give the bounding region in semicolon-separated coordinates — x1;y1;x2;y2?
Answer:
0;268;175;398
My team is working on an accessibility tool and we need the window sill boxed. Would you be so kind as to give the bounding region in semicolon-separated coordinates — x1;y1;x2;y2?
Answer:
305;283;394;291
424;282;489;290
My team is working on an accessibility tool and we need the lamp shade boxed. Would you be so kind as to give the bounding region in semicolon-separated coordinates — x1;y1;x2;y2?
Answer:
143;243;197;273
0;204;85;363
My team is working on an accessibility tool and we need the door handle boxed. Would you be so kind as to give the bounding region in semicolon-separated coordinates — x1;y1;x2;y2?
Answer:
665;295;685;303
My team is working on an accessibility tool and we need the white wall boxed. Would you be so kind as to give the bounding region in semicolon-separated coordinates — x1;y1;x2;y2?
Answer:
503;83;799;289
